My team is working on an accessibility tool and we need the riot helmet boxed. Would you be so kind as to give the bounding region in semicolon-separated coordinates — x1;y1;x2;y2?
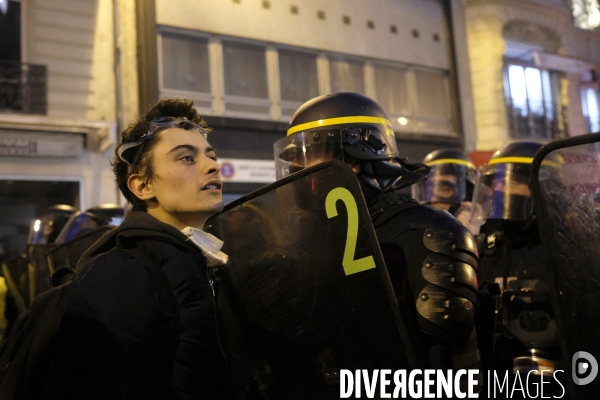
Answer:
86;204;125;226
470;141;548;229
54;204;124;244
27;204;76;244
412;149;476;206
274;93;429;193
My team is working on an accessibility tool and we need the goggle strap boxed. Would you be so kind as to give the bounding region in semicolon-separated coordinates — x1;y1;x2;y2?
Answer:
117;118;208;167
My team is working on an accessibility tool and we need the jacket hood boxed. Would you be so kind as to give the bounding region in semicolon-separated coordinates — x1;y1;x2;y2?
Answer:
76;211;195;270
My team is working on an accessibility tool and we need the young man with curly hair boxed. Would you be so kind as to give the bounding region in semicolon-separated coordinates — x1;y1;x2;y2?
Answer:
43;99;232;399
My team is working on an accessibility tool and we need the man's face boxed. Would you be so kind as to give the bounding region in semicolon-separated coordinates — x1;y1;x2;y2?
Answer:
290;153;329;171
429;173;458;203
147;128;223;223
288;149;359;174
494;178;531;197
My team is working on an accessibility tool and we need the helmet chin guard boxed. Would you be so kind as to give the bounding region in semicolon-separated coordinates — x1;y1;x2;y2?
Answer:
358;157;430;194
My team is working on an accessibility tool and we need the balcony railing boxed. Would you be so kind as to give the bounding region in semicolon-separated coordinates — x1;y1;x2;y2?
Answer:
0;61;47;115
506;103;569;140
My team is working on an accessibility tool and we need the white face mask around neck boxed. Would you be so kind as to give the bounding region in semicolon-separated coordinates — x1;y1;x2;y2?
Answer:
180;227;228;266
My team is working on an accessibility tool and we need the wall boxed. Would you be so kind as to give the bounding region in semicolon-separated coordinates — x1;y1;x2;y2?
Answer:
155;0;451;70
451;0;478;152
114;0;140;128
24;0;115;120
464;5;508;150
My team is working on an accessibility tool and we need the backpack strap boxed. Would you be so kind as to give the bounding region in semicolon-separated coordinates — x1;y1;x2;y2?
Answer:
124;248;180;389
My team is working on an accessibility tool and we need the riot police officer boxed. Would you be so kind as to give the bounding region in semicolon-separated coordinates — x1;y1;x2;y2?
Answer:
274;93;481;375
53;204;124;245
46;204;125;287
412;149;476;227
27;204;75;245
469;141;561;380
0;205;75;340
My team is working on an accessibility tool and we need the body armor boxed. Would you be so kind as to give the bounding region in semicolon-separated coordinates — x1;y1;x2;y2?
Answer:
368;192;480;370
471;140;562;379
477;219;560;373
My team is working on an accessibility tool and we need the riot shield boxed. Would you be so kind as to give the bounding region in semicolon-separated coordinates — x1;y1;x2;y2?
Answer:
26;244;55;298
0;254;30;314
46;225;114;273
205;160;413;398
531;132;600;398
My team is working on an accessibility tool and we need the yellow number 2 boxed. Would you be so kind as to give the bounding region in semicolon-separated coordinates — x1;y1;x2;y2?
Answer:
325;187;376;276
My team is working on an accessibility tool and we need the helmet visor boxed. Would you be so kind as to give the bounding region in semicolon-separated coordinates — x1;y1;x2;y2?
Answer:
27;211;73;244
54;211;119;244
274;131;345;180
28;216;56;244
412;164;467;204
470;163;533;225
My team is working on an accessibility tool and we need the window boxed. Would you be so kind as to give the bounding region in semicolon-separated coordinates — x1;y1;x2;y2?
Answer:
156;29;455;135
158;31;212;111
223;40;268;99
221;40;271;117
161;32;210;93
374;63;410;116
414;69;451;134
278;48;319;118
582;87;600;133
373;63;452;134
415;69;449;119
0;1;47;115
373;63;411;130
0;0;20;62
329;55;365;94
504;64;565;139
278;49;318;103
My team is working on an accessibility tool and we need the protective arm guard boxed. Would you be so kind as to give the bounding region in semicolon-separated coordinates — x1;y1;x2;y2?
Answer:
370;195;479;362
415;214;479;342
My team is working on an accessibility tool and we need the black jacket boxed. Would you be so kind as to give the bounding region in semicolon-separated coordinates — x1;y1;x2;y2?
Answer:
42;212;232;399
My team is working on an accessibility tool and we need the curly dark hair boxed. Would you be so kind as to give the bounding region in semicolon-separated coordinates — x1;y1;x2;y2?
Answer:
113;98;211;211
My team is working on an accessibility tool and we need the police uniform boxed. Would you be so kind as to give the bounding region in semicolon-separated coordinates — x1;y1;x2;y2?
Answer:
470;141;561;375
274;92;481;372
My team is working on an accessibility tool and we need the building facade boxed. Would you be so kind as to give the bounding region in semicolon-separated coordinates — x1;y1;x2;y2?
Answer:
0;0;139;258
137;0;477;200
464;0;600;153
1;0;486;258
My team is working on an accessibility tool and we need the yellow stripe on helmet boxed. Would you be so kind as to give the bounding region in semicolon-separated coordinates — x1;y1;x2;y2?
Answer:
488;156;561;169
287;116;392;136
541;159;562;169
488;157;534;166
426;158;476;169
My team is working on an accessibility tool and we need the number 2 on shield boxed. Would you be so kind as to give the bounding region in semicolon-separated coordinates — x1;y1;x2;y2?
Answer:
325;187;376;276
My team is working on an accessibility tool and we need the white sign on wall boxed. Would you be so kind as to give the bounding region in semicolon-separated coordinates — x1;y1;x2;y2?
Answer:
0;132;84;157
219;158;276;183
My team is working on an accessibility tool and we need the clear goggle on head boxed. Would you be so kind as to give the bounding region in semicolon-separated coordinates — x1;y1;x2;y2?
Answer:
117;116;209;169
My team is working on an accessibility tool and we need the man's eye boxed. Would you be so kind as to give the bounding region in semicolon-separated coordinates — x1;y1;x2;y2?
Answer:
207;154;217;161
181;155;195;163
